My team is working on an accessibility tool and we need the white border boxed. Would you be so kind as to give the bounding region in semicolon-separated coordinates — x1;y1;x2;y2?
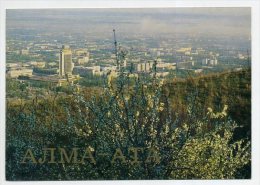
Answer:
0;1;259;185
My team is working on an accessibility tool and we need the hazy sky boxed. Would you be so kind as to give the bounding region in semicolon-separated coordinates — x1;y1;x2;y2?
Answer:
6;8;251;38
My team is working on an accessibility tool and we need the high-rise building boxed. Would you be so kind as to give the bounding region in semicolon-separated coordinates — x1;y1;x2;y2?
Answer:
202;58;209;65
59;45;74;76
136;62;151;72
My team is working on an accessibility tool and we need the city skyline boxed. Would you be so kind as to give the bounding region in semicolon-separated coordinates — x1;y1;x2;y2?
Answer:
6;8;251;82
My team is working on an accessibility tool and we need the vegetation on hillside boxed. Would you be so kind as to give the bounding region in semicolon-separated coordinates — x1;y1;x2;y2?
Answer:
6;67;251;180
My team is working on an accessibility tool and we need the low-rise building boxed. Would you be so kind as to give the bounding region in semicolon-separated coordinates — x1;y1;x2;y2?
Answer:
73;66;93;76
20;49;29;55
73;65;102;76
155;72;169;77
6;67;33;78
157;62;176;70
177;61;194;69
30;74;79;86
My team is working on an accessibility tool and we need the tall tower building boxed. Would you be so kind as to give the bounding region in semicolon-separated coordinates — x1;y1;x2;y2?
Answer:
59;45;74;77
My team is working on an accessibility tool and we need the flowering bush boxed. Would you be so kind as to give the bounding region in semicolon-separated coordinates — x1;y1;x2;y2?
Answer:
6;66;251;180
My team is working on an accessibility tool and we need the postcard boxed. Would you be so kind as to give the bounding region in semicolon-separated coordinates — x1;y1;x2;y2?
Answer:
1;0;260;184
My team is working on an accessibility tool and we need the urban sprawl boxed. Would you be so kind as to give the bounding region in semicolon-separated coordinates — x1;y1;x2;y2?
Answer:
6;32;250;88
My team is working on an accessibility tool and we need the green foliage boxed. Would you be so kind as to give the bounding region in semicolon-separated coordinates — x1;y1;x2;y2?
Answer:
6;68;251;180
166;70;251;140
6;78;29;98
78;74;105;87
33;68;58;75
171;109;250;179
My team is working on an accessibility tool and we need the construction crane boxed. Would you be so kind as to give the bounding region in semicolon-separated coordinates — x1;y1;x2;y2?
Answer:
113;29;119;68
